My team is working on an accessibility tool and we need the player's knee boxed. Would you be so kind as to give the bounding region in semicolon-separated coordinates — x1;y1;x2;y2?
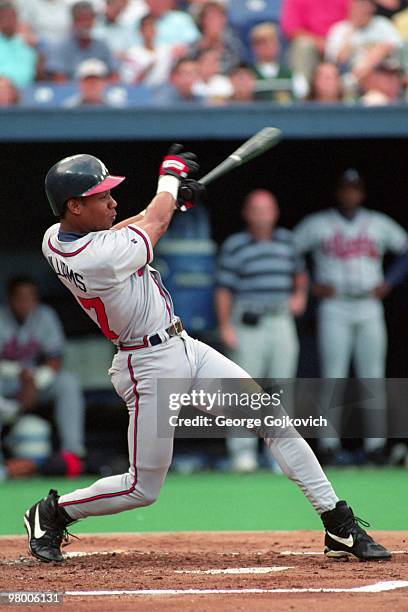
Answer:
140;492;159;507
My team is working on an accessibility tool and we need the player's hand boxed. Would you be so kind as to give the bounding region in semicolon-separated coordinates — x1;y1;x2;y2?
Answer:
159;144;200;181
177;179;206;212
219;323;238;350
312;283;336;298
289;292;307;317
372;282;390;300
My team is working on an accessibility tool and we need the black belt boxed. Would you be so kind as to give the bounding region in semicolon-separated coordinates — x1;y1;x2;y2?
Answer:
150;319;184;346
119;319;184;351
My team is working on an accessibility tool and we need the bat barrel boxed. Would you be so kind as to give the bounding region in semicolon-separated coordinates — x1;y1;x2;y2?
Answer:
198;126;282;186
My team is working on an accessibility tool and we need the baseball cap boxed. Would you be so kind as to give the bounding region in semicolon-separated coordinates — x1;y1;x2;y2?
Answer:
338;168;364;189
338;168;365;188
75;59;108;80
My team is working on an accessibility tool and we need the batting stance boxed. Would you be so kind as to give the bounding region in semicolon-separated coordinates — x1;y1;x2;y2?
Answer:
24;149;390;563
294;169;408;463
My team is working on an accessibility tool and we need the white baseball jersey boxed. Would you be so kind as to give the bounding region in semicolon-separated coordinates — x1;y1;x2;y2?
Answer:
294;208;408;296
0;304;65;366
42;223;176;346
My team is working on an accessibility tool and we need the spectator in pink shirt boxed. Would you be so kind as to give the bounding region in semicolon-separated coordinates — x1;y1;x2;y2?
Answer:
281;0;348;83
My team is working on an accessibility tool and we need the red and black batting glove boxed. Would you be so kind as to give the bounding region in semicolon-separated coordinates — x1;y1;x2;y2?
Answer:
159;143;200;180
177;179;206;212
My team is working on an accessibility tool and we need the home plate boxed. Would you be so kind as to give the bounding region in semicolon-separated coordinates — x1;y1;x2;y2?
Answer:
65;551;127;559
175;566;293;574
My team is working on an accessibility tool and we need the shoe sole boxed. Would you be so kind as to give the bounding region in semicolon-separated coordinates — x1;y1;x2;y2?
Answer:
23;509;64;564
324;546;392;562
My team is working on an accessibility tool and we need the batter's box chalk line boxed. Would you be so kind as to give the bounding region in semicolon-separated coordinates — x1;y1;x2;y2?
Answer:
63;581;408;596
279;550;408;556
175;566;293;574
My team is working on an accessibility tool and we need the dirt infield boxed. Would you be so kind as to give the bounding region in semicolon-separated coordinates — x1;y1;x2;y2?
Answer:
0;531;407;611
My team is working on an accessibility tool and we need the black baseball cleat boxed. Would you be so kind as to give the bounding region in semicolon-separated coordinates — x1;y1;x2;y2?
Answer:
321;500;392;561
24;489;74;562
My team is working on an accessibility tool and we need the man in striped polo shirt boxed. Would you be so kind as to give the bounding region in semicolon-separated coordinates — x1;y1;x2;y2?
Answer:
215;189;308;472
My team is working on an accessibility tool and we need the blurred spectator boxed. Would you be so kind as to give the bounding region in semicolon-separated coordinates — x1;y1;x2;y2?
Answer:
0;75;19;105
154;56;203;103
375;0;408;17
229;64;256;102
136;0;200;46
0;277;86;466
215;190;307;472
46;1;118;81
94;0;135;57
0;1;38;87
326;0;402;84
64;58;110;106
120;13;174;85
191;1;244;73
185;0;228;19
65;0;106;10
281;0;348;84
308;62;345;102
249;22;298;102
393;4;408;38
192;47;233;101
360;58;403;103
15;0;71;48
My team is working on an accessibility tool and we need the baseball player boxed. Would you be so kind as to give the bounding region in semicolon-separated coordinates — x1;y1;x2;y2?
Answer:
0;276;85;466
24;149;390;563
294;169;408;463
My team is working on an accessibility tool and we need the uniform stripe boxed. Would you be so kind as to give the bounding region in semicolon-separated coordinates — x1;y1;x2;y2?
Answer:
48;238;92;257
150;271;172;323
128;226;151;267
59;355;139;507
119;336;149;351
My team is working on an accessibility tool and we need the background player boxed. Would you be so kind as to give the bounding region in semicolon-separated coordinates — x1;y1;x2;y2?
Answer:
0;276;85;467
294;169;408;464
24;149;390;564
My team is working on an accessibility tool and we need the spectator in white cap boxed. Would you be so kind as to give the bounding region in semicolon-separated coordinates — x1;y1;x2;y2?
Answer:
64;58;110;106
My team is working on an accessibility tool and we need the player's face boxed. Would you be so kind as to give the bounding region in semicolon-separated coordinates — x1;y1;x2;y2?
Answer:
336;185;365;210
76;190;118;231
8;284;38;322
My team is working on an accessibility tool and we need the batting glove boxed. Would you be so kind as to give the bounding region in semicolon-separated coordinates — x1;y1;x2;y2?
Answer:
159;143;199;179
177;179;206;212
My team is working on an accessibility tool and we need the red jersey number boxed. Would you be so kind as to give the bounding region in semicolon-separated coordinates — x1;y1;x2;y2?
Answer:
78;297;118;340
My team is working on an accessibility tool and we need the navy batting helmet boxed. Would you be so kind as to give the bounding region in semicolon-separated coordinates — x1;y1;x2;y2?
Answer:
45;154;125;216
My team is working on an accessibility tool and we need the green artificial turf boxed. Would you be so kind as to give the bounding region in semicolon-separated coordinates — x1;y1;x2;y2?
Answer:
0;468;406;536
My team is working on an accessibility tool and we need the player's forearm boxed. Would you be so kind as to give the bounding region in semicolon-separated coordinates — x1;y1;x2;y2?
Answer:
384;249;408;289
134;192;176;246
292;272;308;297
215;287;234;327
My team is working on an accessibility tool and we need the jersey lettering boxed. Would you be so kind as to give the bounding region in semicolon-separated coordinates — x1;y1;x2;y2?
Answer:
78;296;118;340
322;232;379;260
48;256;88;292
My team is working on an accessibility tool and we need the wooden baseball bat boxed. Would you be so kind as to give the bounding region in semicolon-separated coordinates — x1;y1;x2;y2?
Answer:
198;127;282;186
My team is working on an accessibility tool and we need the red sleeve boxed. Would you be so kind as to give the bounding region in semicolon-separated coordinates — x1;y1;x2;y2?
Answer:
281;0;304;39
